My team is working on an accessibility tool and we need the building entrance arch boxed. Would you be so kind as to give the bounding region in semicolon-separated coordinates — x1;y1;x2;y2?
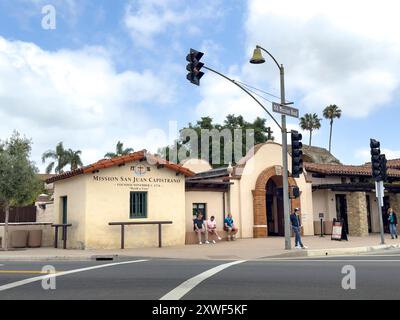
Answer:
252;166;300;238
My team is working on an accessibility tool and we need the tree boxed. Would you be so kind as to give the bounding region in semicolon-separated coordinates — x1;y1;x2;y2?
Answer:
42;142;69;174
158;115;274;168
66;149;83;171
323;104;342;153
0;132;42;250
104;141;134;159
300;113;322;146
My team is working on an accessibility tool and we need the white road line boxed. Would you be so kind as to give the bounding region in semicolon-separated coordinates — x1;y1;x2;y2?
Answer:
358;255;400;258
0;259;148;292
160;260;246;301
258;259;400;263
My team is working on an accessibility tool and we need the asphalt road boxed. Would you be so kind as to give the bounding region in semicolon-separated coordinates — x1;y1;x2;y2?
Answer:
0;249;400;300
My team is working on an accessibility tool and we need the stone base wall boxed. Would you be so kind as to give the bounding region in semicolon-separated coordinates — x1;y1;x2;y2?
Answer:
347;192;369;237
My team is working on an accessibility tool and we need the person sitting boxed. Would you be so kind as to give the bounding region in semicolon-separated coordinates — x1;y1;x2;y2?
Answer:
194;213;209;245
207;216;222;243
224;213;238;241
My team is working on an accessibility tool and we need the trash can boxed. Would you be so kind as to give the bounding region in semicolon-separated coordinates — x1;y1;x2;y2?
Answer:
11;230;28;248
28;230;43;248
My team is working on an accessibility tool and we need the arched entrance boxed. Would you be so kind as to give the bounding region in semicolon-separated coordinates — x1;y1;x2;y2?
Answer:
252;166;300;238
266;176;284;236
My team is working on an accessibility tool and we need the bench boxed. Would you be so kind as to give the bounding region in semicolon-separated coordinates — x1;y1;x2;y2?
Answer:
52;224;72;249
109;221;173;249
185;229;236;245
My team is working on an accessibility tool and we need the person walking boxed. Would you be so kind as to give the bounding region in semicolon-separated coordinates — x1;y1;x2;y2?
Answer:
290;208;308;249
388;208;398;239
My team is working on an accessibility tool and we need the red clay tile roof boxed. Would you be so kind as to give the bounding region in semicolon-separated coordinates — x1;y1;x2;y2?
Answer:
384;159;400;169
364;159;400;169
46;150;195;184
304;162;400;178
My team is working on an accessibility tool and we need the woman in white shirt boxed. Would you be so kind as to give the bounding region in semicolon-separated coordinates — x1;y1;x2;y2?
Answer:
207;216;222;243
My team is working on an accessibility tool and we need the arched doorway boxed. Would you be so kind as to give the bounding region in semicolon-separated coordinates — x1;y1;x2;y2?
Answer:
266;176;284;236
252;166;300;238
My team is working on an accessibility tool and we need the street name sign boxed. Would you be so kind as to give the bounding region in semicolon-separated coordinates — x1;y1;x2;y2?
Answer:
272;102;299;118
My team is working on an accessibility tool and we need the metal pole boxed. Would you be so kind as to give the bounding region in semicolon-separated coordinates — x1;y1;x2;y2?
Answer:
376;181;385;245
320;218;324;237
280;65;291;250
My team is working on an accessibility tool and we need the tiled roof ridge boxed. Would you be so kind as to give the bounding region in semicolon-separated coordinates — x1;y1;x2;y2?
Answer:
46;150;195;184
304;162;400;178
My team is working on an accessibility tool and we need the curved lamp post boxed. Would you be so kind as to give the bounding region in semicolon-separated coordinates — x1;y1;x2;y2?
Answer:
250;45;292;250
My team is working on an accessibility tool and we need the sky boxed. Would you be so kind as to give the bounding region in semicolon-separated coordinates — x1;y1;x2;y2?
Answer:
0;0;399;172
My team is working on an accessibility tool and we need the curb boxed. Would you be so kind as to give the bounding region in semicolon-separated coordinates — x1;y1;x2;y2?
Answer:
0;245;399;262
273;244;400;258
0;256;94;262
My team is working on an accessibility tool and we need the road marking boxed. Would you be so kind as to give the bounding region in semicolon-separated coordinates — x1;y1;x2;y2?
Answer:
160;260;246;300
257;259;400;263
358;255;400;258
0;259;148;292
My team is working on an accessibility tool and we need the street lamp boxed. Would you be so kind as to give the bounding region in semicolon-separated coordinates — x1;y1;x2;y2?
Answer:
250;45;292;250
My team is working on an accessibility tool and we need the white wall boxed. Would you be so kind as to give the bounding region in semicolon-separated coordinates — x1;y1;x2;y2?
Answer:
83;162;186;249
185;191;225;232
53;175;87;249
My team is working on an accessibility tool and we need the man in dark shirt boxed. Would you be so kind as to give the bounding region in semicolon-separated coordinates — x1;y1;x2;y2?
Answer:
194;213;209;245
290;208;308;249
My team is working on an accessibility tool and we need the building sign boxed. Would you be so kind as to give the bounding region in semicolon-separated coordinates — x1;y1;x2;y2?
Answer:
92;169;182;192
92;176;182;184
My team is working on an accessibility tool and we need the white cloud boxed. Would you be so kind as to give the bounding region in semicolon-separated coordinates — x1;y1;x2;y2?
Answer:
124;0;225;47
356;148;400;163
195;0;400;130
0;37;175;171
244;0;400;118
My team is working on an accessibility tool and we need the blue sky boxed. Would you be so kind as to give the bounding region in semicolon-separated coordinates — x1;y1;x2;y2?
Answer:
0;0;399;172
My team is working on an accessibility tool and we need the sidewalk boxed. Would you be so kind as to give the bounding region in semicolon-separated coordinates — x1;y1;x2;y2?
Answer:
0;235;399;261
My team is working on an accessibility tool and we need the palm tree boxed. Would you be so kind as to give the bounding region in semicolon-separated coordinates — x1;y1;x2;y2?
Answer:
42;142;69;174
104;141;134;159
299;113;322;146
66;149;83;171
323;104;342;153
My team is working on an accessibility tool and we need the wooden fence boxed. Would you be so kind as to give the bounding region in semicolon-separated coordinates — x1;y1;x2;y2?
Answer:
0;205;37;223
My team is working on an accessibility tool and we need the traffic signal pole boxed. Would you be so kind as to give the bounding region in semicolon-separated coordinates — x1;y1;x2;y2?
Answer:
206;65;292;249
279;65;292;250
188;48;296;250
376;181;386;245
370;139;387;245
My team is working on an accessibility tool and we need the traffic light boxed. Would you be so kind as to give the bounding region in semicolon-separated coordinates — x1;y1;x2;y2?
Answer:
370;139;381;180
290;186;300;199
370;139;388;182
291;130;303;178
379;154;388;182
186;48;205;86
